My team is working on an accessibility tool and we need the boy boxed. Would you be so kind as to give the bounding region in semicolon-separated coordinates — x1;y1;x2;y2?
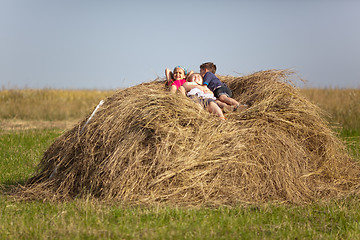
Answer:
200;62;242;110
183;73;226;120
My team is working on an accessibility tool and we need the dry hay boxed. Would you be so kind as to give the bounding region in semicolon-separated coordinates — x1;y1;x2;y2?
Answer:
16;70;360;206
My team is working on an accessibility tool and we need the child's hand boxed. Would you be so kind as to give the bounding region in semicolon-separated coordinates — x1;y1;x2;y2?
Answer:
203;87;212;94
165;68;173;81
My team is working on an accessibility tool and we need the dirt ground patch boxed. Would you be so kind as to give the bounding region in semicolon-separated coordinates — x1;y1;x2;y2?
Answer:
0;119;80;131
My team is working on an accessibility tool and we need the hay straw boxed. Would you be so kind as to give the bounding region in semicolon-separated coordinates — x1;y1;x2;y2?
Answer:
15;70;360;206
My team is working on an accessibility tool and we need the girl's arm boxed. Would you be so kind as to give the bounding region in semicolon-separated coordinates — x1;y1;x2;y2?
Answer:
185;70;194;80
165;68;173;82
183;82;209;92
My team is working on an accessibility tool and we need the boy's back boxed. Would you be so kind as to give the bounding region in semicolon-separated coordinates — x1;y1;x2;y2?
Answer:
203;72;224;92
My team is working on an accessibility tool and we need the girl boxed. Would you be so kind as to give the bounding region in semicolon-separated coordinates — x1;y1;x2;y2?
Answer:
165;66;193;95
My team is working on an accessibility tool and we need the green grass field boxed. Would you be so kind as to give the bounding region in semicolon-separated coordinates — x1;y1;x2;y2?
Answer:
1;89;360;239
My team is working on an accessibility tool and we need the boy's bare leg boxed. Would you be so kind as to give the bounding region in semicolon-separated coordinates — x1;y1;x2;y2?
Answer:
218;95;240;107
215;100;227;108
236;104;249;112
216;100;234;112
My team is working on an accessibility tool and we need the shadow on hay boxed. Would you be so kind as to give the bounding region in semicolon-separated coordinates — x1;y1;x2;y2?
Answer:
14;70;360;206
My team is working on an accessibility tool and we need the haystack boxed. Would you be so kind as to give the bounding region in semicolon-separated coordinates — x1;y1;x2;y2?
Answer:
18;70;360;206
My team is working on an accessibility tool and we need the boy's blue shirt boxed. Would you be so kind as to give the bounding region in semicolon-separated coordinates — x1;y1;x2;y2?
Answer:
203;72;224;92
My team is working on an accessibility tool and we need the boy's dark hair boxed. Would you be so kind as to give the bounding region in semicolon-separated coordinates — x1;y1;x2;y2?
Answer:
200;62;217;74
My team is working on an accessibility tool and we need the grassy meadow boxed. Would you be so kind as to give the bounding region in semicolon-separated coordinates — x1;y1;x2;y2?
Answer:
300;88;360;133
0;88;360;239
0;89;114;121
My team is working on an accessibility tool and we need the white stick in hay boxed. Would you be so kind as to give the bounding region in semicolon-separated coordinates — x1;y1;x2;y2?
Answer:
49;100;104;179
80;100;104;133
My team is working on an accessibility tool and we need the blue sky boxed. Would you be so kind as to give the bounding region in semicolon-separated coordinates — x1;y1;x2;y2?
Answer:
1;0;359;89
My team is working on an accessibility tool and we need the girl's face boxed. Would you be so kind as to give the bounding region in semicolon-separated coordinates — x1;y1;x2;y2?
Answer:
189;74;203;85
173;68;186;80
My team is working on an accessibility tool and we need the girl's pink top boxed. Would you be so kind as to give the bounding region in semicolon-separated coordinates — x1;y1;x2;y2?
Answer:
170;79;186;89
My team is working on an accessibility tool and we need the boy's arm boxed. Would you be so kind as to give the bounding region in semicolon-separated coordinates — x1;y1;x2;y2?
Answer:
202;72;211;86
